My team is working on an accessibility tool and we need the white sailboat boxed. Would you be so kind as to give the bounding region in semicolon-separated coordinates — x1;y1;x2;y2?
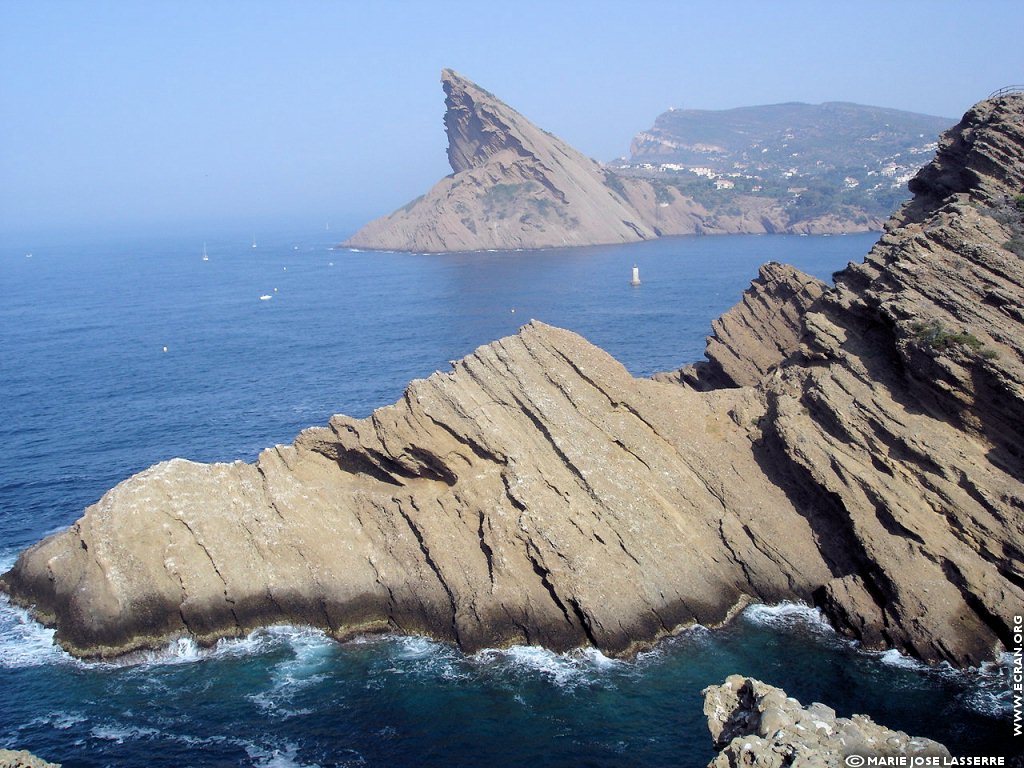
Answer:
202;243;209;261
251;234;257;249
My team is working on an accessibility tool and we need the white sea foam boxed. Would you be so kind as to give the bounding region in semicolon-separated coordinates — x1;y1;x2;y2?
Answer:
247;627;335;717
0;549;88;669
876;647;926;670
244;740;327;768
90;723;162;744
24;711;87;732
741;602;835;633
380;635;469;682
0;594;77;669
742;603;1012;719
108;624;327;669
473;644;627;690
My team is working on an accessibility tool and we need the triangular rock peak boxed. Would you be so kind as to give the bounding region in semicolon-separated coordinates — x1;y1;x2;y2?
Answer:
343;70;703;252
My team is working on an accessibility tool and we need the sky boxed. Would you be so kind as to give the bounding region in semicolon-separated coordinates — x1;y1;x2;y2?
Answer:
2;0;1022;243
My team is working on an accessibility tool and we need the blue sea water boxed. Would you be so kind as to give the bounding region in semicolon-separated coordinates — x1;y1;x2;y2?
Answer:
0;230;1014;766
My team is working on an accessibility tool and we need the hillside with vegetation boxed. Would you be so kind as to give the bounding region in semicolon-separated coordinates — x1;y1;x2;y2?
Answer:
617;101;953;229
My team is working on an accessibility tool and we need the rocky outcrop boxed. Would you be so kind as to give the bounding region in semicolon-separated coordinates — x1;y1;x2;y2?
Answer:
343;71;886;253
654;262;827;390
0;750;61;768
3;94;1024;665
702;676;948;766
0;321;832;658
753;94;1024;664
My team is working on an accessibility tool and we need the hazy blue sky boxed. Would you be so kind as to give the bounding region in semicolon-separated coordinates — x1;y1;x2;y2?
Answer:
2;0;1022;242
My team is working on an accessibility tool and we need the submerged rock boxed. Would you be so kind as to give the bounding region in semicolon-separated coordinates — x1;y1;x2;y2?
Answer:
3;94;1024;664
702;675;949;766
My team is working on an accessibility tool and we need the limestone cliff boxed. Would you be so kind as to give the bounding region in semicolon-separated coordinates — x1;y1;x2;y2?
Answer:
342;71;882;253
3;94;1024;666
753;93;1024;664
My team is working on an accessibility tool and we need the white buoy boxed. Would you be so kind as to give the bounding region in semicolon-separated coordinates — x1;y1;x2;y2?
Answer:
630;264;641;286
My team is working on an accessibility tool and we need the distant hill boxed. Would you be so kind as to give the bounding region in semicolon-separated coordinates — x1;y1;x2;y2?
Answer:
617;102;953;224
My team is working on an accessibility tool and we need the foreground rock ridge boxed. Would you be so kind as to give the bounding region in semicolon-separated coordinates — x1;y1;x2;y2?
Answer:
2;94;1023;664
342;70;882;253
702;676;948;766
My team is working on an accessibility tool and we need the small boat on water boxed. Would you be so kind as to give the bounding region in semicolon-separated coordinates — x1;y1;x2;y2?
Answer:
202;243;209;261
259;294;272;301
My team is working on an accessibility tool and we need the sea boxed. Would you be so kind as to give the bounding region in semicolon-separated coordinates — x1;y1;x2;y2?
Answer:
0;229;1014;766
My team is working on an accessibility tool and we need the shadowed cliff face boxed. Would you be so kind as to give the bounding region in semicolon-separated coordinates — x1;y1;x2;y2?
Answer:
442;69;534;174
757;95;1024;664
3;95;1024;665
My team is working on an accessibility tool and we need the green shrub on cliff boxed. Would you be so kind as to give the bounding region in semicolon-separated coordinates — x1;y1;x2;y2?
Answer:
910;321;982;349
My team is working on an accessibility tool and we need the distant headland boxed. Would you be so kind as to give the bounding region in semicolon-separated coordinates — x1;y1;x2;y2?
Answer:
343;69;951;252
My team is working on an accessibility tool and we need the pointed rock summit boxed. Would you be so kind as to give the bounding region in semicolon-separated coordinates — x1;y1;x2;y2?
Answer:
343;70;704;252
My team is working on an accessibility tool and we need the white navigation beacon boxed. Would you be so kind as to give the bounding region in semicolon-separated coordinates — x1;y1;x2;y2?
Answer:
630;264;641;286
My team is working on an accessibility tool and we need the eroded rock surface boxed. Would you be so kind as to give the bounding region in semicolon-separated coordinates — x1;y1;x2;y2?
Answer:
3;95;1024;664
703;675;948;766
344;69;672;252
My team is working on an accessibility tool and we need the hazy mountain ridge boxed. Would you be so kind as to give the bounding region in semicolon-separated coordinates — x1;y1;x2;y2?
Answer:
619;101;953;225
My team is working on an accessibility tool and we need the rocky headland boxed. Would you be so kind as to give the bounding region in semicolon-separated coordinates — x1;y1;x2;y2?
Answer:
2;94;1023;665
702;676;949;766
343;71;896;253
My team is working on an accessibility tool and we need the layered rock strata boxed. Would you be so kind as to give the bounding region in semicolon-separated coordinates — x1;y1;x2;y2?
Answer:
702;676;949;766
343;71;880;253
2;94;1024;665
0;321;832;658
753;94;1024;664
